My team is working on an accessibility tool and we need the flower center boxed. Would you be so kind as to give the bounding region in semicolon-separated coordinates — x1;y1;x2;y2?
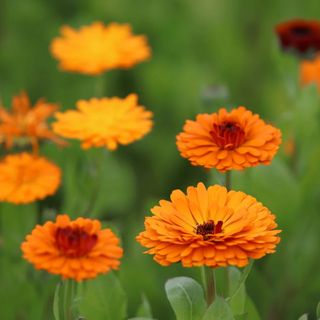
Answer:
56;227;98;258
196;220;223;240
291;26;311;36
210;121;245;149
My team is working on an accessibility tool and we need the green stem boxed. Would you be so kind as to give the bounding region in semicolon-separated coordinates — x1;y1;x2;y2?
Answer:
202;266;216;306
225;170;231;191
63;279;76;320
95;74;106;97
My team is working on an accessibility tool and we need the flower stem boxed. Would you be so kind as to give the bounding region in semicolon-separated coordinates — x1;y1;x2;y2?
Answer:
95;74;106;97
202;266;216;306
63;279;76;320
225;170;231;191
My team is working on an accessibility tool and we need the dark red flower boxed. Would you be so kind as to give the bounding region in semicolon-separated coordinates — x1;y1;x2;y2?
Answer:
275;19;320;58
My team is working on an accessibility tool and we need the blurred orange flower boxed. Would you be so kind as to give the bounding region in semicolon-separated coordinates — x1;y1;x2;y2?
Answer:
50;22;151;75
300;55;320;91
21;214;123;281
176;106;281;172
0;152;61;204
53;94;153;150
0;92;65;153
136;183;281;268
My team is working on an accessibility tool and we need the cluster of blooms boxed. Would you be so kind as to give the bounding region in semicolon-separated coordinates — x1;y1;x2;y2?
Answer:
4;20;283;284
6;21;152;281
0;92;63;204
275;19;320;91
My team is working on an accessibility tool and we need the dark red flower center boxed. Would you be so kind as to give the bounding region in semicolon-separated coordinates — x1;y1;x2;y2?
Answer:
291;25;312;36
196;220;223;239
56;227;98;258
210;121;245;149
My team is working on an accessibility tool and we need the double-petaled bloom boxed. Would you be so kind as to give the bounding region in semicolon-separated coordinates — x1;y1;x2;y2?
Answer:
176;106;281;172
275;19;320;58
0;152;61;204
52;94;153;150
0;92;65;153
136;183;281;268
21;215;123;281
50;22;151;75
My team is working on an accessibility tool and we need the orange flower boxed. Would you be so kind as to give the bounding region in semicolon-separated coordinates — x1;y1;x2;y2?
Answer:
300;55;320;91
0;152;61;204
176;106;281;172
275;19;320;58
52;94;153;150
136;183;281;268
50;22;151;75
21;215;123;281
0;92;65;153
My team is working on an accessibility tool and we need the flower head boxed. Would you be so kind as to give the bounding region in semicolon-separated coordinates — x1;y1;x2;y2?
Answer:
21;215;123;281
0;92;65;153
136;183;281;268
0;152;61;204
50;22;151;75
176;106;281;172
275;19;320;58
53;94;153;150
300;55;320;91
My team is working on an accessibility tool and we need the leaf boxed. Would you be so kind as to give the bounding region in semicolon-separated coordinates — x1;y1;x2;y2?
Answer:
227;267;246;316
53;282;62;320
317;302;320;319
135;294;153;318
165;277;206;320
298;314;308;320
128;318;154;320
76;272;127;320
202;296;234;320
244;296;261;320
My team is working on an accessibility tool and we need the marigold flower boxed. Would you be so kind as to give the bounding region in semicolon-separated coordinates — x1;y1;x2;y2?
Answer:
176;106;281;172
0;92;65;153
300;55;320;91
136;183;281;268
0;152;61;204
275;19;320;57
21;215;123;281
53;94;153;150
50;22;151;75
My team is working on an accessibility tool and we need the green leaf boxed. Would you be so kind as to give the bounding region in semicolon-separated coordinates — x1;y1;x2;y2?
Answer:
202;296;234;320
227;267;246;315
298;314;308;320
244;296;261;320
165;277;206;320
76;272;127;320
128;318;154;320
53;282;62;320
317;302;320;318
135;294;153;318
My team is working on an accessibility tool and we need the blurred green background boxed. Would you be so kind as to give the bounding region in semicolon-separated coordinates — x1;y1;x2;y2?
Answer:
1;0;320;319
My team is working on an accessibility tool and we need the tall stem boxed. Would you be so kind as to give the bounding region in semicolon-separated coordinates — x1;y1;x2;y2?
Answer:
95;74;106;97
202;266;216;306
225;170;231;191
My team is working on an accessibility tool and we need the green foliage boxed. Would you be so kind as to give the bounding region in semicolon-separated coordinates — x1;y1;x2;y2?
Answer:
76;273;127;320
165;277;206;320
202;296;234;320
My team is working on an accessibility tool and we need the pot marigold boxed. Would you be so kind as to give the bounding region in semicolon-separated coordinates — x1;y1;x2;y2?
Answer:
0;91;65;153
176;106;281;172
300;55;320;91
21;215;123;281
52;94;153;150
136;183;281;268
275;19;320;57
0;152;61;204
50;22;151;75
